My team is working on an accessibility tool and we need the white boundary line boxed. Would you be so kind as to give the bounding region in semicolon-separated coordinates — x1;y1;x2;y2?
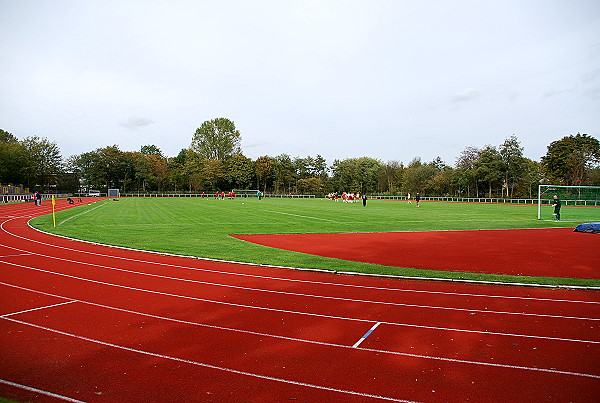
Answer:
0;379;85;403
0;263;597;345
3;218;599;304
1;316;416;402
1;300;77;318
2;248;595;321
2;281;598;380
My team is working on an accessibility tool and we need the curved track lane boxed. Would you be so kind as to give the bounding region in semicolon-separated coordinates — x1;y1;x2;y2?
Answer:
0;201;599;402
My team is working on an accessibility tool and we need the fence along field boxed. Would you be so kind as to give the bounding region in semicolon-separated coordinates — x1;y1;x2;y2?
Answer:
30;196;600;287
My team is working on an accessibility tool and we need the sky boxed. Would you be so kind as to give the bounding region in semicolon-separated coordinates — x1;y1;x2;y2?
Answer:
1;0;599;167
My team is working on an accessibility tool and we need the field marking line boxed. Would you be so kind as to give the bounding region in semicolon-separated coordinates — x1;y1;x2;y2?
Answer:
2;281;599;381
262;209;341;222
56;200;110;226
0;379;85;403
1;263;598;346
352;322;382;348
2;250;595;321
2;219;597;307
2;316;416;403
1;300;77;318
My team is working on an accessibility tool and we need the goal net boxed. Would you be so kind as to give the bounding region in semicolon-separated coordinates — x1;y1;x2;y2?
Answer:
537;185;600;220
232;189;260;197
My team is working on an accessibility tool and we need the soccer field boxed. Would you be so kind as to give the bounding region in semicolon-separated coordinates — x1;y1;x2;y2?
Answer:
30;197;600;286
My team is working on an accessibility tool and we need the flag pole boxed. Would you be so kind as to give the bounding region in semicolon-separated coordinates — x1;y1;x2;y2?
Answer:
52;195;56;227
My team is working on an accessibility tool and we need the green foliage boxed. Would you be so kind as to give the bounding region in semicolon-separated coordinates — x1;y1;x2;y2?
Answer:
541;133;600;185
331;157;381;193
191;118;241;160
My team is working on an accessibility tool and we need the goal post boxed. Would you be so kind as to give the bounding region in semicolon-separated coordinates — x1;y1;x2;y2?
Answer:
232;189;260;198
537;185;600;220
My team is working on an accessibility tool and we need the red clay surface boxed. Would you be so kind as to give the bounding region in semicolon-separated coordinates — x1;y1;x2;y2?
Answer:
0;199;599;402
233;229;600;279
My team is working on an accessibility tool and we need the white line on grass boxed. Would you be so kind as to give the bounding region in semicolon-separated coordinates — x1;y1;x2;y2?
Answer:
262;209;341;222
57;201;110;226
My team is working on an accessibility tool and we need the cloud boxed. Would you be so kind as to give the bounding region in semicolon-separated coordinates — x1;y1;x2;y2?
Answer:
450;88;481;103
120;117;155;129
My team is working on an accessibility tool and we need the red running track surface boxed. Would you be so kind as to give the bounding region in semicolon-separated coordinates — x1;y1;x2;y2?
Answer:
233;228;600;279
0;200;599;402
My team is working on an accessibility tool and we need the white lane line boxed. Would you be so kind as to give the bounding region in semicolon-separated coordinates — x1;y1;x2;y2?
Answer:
1;300;77;318
0;263;598;346
0;379;85;403
0;251;596;321
2;218;598;307
1;282;599;380
2;316;416;403
352;322;382;348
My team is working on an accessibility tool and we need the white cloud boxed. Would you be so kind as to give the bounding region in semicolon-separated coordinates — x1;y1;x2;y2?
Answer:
120;117;155;130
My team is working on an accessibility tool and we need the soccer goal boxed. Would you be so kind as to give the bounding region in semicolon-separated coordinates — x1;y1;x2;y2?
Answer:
232;189;260;198
537;185;600;220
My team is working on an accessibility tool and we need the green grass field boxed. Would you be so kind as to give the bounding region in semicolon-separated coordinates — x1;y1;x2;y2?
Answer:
30;197;600;287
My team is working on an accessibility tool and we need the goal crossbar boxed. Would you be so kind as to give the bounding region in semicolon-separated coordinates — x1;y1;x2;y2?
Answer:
537;185;600;220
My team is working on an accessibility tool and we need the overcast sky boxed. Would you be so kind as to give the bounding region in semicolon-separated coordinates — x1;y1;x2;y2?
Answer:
1;0;599;166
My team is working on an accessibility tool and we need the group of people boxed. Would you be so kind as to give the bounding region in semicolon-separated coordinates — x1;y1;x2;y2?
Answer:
327;192;362;203
406;192;421;207
327;192;369;206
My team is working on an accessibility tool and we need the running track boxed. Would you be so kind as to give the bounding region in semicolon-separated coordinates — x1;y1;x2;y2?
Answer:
0;200;599;402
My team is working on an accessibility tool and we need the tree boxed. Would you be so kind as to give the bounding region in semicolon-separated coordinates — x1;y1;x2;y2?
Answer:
255;156;273;192
378;161;403;193
403;158;437;194
140;144;164;157
21;136;63;190
271;154;296;193
226;155;254;189
455;146;481;197
190;118;242;160
474;146;504;198
499;135;526;197
0;129;27;184
331;157;381;193
541;133;600;185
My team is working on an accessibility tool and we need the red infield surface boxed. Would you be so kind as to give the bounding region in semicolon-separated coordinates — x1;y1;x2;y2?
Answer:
0;200;599;402
233;228;600;279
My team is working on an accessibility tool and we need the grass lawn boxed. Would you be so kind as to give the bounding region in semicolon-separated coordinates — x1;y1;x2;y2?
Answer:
30;197;600;287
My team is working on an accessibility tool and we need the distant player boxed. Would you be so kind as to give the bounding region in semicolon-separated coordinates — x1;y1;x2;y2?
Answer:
407;193;412;204
551;195;561;221
415;193;421;207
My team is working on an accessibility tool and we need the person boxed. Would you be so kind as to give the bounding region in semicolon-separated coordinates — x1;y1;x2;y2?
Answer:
407;193;412;204
551;195;561;221
35;191;42;206
257;190;262;200
362;193;367;207
415;193;421;207
67;197;74;204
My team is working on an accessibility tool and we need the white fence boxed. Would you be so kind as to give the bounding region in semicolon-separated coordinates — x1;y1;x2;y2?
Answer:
371;195;600;206
1;194;70;203
119;193;316;198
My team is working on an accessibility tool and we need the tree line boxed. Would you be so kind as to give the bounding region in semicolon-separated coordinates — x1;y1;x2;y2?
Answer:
1;119;599;198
